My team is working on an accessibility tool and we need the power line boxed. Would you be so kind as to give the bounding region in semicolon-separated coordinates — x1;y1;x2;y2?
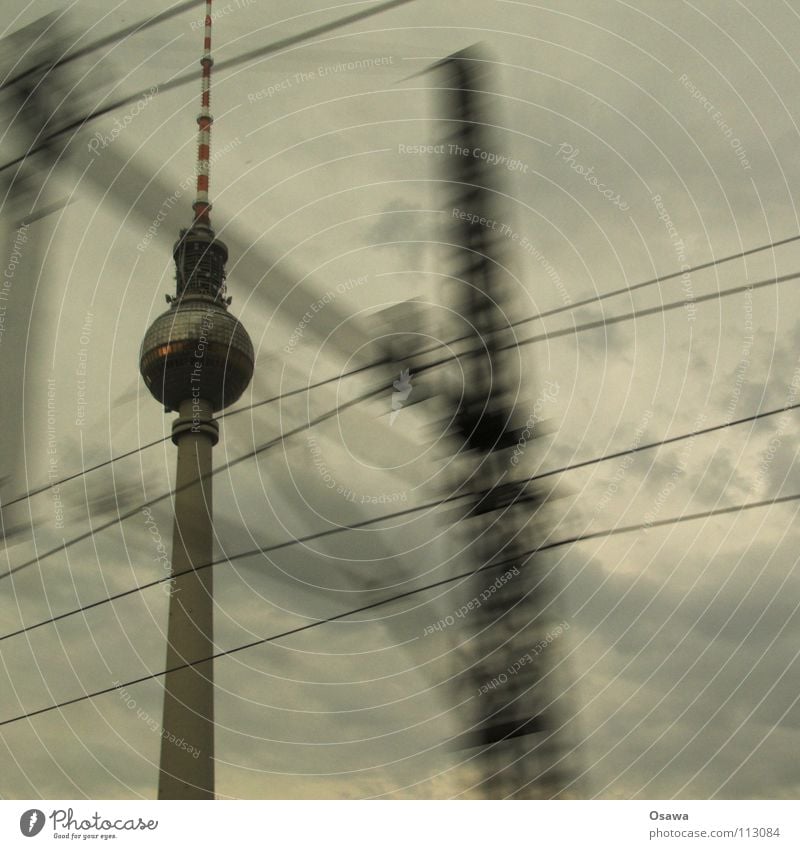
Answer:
0;435;171;511
0;500;437;644
5;253;794;514
237;259;799;431
5;399;797;644
1;255;794;566
3;261;796;579
0;260;792;587
0;360;387;512
504;270;800;352
512;233;800;329
531;401;800;483
404;234;800;355
0;381;390;581
416;269;800;375
218;357;388;420
2;488;798;729
231;243;800;419
364;234;800;366
0;0;418;175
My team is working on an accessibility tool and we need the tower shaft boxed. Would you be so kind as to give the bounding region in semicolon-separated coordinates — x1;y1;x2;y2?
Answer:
158;399;218;799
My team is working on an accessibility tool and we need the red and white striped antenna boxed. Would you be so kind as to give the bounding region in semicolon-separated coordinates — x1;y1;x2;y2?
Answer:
192;0;214;227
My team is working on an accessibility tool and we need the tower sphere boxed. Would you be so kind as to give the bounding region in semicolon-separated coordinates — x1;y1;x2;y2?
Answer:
139;295;254;413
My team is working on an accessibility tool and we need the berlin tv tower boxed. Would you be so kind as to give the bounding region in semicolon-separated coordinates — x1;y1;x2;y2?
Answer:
138;0;254;799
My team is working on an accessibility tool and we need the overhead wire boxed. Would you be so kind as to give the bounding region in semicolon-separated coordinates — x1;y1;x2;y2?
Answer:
509;233;800;329
0;361;383;511
0;0;418;175
0;382;389;581
2;488;798;729
3;399;798;644
2;265;797;578
5;243;794;513
414;269;800;374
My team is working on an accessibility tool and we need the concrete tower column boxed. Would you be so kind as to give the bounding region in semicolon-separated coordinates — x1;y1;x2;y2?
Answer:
158;397;219;800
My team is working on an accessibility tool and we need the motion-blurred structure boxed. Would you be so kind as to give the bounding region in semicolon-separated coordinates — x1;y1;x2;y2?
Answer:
432;49;574;797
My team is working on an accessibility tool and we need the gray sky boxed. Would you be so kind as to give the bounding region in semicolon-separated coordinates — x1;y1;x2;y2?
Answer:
0;0;799;799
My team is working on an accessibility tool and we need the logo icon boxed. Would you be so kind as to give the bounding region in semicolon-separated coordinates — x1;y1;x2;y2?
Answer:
390;368;413;426
19;809;45;837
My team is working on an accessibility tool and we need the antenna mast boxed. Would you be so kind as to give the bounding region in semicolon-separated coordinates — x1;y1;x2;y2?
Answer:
193;0;214;227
